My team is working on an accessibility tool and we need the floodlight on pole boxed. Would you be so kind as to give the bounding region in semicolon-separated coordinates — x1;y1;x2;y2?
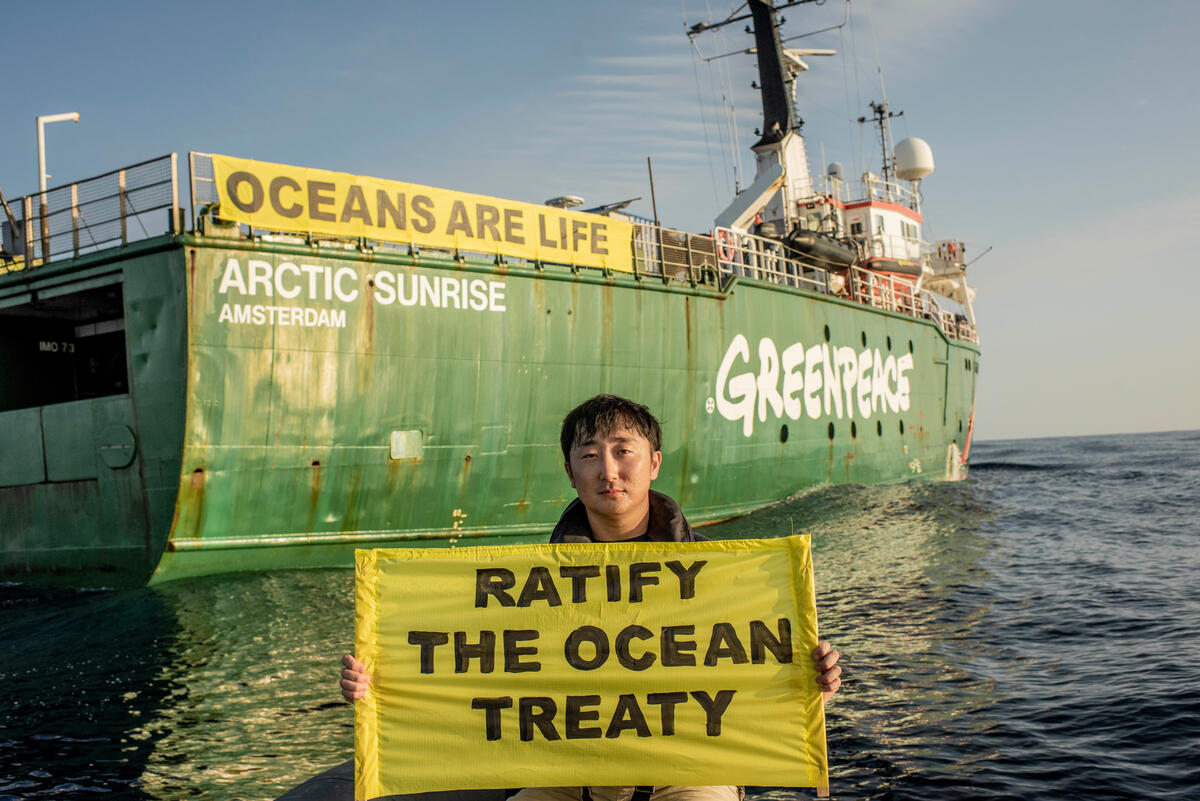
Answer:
37;112;80;193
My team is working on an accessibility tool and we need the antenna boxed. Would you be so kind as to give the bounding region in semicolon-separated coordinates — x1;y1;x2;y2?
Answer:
857;100;903;182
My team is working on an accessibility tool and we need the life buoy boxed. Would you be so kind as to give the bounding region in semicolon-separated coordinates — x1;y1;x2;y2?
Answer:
716;229;734;262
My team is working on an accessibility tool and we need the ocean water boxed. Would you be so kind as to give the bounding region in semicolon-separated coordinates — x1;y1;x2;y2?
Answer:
2;431;1197;800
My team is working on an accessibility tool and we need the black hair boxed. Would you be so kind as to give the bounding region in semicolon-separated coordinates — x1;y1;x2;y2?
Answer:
559;394;662;460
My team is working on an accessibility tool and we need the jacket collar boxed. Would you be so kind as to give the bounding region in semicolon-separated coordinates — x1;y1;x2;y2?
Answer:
549;490;698;543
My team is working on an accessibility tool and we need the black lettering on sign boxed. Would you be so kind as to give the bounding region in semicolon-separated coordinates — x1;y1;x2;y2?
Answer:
454;630;496;673
614;625;655;671
519;697;561;741
504;208;525;244
475;568;516;608
605;564;621;602
538;214;555;248
517;566;563;607
503;629;541;673
558;217;568;249
690;690;737;736
408;630;450;674
564;625;609;671
558;565;601;602
411;195;436;233
646;691;688;736
341;185;372;225
565;694;602;739
664;560;707;599
661;625;697;667
269;176;302;218
445;200;473;237
476;204;501;242
308;181;336;222
471;697;513;741
750;618;793;664
226;171;263;213
376;191;406;229
571;219;587;252
591;221;608;255
628;562;661;602
605;693;652;739
703;622;749;666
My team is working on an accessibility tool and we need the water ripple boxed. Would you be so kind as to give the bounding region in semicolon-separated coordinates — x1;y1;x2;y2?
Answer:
1;431;1197;799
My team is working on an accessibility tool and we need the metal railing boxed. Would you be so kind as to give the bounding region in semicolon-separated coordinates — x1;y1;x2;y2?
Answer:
812;173;921;213
848;266;917;316
188;151;218;221
711;227;833;294
633;224;715;283
0;154;179;271
855;230;925;262
710;226;977;343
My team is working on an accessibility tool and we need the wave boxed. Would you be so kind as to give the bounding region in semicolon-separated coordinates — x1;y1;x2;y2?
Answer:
968;461;1068;473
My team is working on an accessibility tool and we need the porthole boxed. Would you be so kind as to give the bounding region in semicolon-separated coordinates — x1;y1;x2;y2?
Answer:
780;424;789;443
823;324;831;342
827;422;835;440
876;420;882;436
958;420;963;433
887;335;892;350
861;331;867;346
850;421;858;438
908;339;913;354
899;419;905;436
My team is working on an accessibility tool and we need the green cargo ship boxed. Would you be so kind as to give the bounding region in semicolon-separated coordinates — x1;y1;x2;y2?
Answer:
0;1;979;587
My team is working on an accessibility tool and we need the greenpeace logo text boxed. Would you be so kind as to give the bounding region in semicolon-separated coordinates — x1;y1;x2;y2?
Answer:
712;334;914;436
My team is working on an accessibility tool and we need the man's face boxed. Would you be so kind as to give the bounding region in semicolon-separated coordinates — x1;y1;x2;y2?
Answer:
565;426;662;524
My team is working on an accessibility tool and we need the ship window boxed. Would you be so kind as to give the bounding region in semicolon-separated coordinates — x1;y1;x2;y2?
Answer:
0;280;128;413
850;221;863;236
874;215;885;231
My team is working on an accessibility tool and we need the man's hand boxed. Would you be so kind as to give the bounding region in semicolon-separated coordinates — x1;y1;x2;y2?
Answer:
340;653;371;701
813;641;842;705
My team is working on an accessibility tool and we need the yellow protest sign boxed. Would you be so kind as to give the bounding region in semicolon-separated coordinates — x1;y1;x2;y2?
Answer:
354;536;828;800
211;154;634;271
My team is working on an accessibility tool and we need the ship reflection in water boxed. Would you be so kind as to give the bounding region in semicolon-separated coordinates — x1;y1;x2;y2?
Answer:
3;432;1197;800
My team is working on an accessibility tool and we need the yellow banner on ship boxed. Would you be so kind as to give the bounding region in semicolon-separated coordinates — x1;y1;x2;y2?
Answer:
211;154;633;272
354;536;828;800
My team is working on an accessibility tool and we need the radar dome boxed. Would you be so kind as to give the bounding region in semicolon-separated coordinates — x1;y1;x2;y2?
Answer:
894;138;934;181
826;162;844;180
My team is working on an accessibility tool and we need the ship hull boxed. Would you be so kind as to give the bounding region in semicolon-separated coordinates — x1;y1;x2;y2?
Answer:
0;234;978;586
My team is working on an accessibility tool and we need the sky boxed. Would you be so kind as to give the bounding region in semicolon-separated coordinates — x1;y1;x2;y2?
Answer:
1;0;1196;441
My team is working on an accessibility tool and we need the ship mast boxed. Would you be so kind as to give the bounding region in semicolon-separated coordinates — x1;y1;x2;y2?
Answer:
690;0;833;236
858;100;903;184
748;0;797;146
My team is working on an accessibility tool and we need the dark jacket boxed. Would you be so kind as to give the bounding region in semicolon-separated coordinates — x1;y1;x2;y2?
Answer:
548;490;706;543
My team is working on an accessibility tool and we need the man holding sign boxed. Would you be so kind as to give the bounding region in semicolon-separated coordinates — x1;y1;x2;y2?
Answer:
341;395;841;800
